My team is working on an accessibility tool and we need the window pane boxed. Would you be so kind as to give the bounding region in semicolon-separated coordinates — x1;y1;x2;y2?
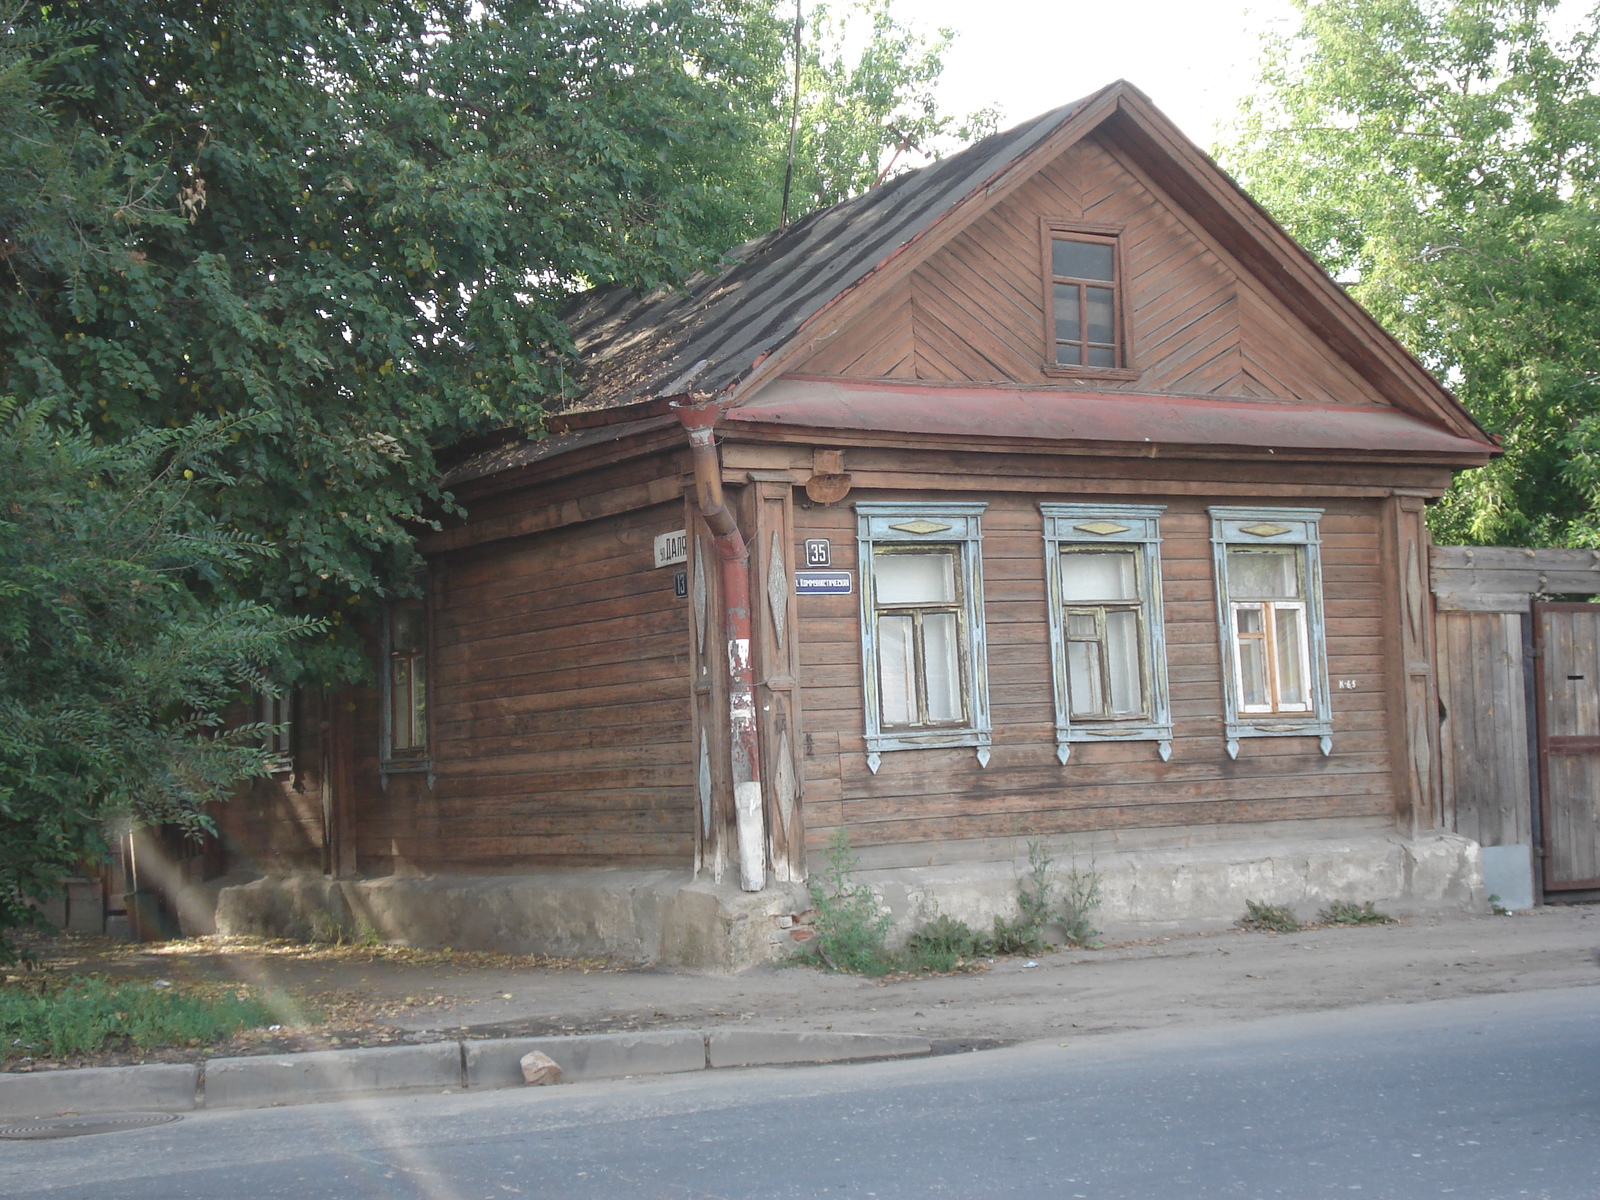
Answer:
1053;283;1080;342
1273;606;1307;708
875;551;955;605
1067;640;1104;717
1066;610;1098;638
1061;549;1138;602
1053;239;1114;281
1087;345;1116;367
1237;633;1269;709
391;658;415;750
878;614;916;726
392;605;425;652
1236;605;1265;635
410;655;428;749
1055;342;1081;365
1105;609;1144;716
1085;287;1115;343
1227;548;1300;599
922;612;963;722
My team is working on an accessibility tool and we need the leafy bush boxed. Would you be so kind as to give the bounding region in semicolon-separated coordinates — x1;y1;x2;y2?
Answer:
808;829;894;976
1;977;276;1060
904;913;990;973
1237;900;1300;933
1318;900;1393;926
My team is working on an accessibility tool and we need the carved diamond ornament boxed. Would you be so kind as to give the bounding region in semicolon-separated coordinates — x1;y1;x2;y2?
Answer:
1238;523;1291;538
888;519;952;535
1073;521;1130;536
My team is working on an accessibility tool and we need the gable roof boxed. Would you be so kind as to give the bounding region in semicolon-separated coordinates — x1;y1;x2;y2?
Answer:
556;80;1491;447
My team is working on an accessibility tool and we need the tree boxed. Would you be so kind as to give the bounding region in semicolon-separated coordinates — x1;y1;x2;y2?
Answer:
2;1;982;684
0;399;315;961
1220;0;1600;546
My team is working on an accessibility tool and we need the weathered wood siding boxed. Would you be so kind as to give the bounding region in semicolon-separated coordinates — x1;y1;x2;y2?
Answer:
796;492;1392;854
1435;611;1532;849
343;501;695;873
791;132;1390;408
215;691;329;873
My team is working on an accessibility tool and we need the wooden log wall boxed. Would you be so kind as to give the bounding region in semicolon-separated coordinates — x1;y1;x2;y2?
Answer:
215;689;331;874
789;131;1390;409
794;491;1395;856
339;500;696;873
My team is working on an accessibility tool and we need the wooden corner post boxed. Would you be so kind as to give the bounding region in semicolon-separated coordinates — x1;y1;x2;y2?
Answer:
747;471;807;883
1382;492;1444;835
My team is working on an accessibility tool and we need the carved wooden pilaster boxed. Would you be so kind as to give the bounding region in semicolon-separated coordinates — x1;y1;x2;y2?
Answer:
1382;492;1444;834
686;485;735;882
748;472;807;883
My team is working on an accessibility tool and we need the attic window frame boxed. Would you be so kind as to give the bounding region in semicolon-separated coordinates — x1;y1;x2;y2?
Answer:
1039;218;1136;380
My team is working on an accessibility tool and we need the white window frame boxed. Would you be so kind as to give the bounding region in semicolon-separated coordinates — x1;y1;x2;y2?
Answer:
1210;506;1333;759
1041;503;1171;764
381;598;431;776
856;502;990;774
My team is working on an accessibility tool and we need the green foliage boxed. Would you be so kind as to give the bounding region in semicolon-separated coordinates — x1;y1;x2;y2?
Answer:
0;397;316;962
991;837;1058;955
807;828;894;975
0;1;984;682
0;976;276;1060
1221;0;1600;547
1237;899;1301;933
903;912;989;973
1056;848;1104;949
1318;900;1394;925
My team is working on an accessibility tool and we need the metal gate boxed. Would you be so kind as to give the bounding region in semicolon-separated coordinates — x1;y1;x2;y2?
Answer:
1535;603;1600;892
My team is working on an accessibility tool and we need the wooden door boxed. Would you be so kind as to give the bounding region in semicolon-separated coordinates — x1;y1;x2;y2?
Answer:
1536;603;1600;891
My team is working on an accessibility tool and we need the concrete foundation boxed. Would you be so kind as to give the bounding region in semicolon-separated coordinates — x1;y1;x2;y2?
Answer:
214;869;812;972
212;822;1485;971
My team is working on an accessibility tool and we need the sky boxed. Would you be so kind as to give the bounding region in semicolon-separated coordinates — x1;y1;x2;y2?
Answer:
905;0;1301;152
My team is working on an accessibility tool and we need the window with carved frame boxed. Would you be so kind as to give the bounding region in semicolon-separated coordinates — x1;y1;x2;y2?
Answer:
1042;503;1171;763
1210;507;1332;759
856;502;990;774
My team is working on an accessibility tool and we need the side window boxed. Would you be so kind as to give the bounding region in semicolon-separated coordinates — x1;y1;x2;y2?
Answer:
1045;226;1124;370
856;503;989;773
383;599;429;769
1210;507;1332;758
1041;504;1170;763
255;689;294;774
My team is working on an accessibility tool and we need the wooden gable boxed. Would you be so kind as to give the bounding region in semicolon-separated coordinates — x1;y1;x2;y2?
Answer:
789;131;1390;408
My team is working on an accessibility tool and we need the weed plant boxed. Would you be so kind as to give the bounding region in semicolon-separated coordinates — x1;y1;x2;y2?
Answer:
1317;900;1393;926
1057;844;1104;948
1;977;276;1060
1237;899;1300;932
808;829;894;975
904;913;990;973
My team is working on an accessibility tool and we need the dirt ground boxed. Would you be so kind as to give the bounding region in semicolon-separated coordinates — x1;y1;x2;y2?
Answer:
5;903;1598;1073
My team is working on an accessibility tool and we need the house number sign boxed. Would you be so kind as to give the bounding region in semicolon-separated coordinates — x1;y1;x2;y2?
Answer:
804;538;831;567
653;529;688;568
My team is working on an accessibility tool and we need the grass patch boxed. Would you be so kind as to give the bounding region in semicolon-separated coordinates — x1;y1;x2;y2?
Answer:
1237;900;1300;933
1318;900;1394;926
1;976;277;1061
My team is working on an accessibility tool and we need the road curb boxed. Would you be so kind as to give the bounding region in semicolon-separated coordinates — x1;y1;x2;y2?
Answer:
0;1028;933;1120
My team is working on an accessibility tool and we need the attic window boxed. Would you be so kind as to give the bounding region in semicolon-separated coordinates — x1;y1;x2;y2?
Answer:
1046;230;1123;369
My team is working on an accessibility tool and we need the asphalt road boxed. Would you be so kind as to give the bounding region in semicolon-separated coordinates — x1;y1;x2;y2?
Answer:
4;986;1597;1200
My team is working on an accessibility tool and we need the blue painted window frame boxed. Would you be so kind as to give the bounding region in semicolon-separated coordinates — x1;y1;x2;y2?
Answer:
1040;503;1171;764
1209;506;1333;759
856;502;990;774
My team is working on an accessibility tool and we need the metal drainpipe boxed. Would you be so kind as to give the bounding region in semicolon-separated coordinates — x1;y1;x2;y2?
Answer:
671;398;766;892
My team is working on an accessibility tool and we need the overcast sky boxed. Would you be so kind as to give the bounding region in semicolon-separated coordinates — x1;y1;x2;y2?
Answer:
907;0;1300;151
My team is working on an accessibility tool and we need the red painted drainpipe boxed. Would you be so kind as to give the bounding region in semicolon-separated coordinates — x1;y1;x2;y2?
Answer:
671;398;766;892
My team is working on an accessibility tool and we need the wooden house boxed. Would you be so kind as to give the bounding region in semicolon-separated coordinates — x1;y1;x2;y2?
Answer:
207;82;1499;967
